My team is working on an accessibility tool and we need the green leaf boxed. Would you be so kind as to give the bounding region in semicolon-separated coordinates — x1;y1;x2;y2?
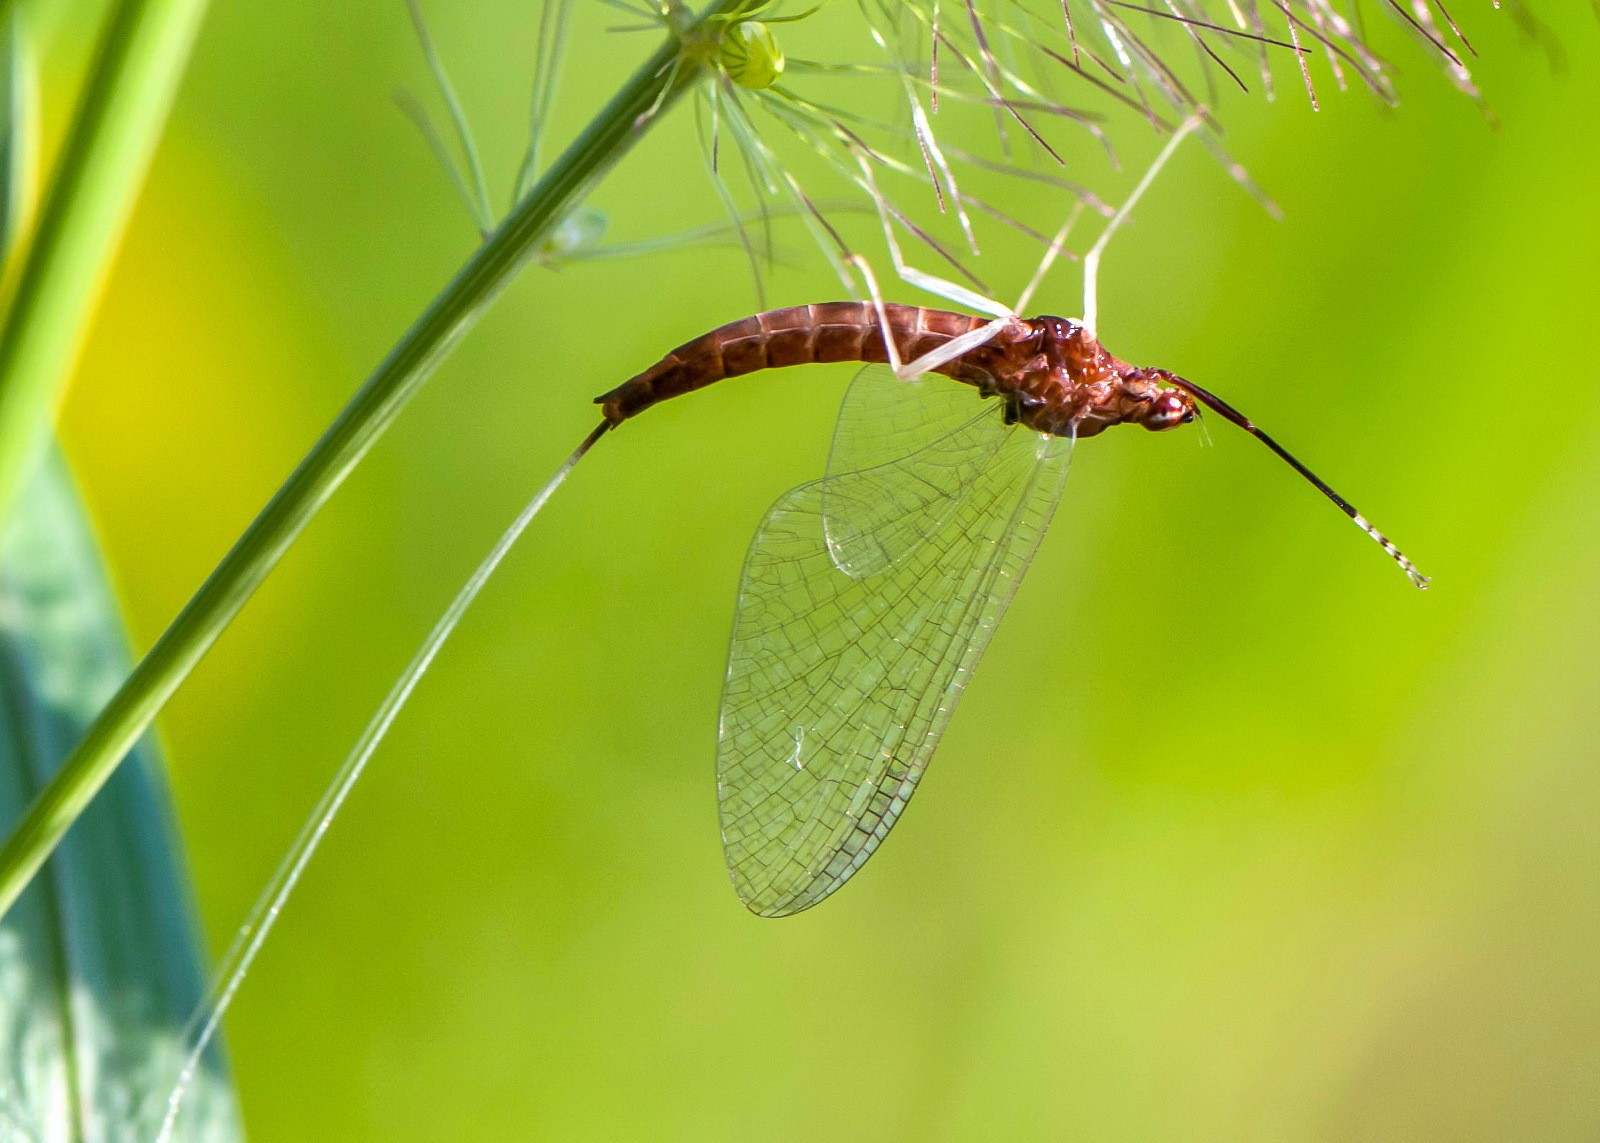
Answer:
0;452;243;1140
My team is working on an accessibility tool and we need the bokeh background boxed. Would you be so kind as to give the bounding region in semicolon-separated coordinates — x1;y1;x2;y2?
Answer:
36;0;1600;1137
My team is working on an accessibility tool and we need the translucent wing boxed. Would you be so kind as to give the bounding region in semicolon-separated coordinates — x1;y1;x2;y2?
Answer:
717;402;1072;916
825;365;998;480
822;366;1008;579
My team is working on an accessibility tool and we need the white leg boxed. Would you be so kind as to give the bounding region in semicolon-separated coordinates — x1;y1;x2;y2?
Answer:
854;154;1014;320
848;252;1012;380
1081;115;1201;337
846;252;908;376
899;264;1014;319
900;317;1014;377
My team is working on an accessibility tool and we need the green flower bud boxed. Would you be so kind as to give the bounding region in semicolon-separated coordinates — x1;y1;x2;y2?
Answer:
719;21;784;90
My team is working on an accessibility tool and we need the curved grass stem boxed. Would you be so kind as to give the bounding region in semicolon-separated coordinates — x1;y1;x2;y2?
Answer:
0;1;743;922
155;422;610;1142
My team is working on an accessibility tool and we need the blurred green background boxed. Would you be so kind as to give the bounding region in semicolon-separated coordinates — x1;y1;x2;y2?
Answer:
37;0;1600;1137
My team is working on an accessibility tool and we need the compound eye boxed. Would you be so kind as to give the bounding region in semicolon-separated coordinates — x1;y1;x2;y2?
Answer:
1145;392;1191;431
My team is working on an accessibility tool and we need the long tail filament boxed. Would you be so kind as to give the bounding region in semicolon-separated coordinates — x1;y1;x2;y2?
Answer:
1177;378;1430;590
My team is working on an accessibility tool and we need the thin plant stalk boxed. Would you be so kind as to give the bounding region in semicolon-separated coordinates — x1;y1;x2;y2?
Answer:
515;0;575;204
394;89;490;237
154;421;609;1143
0;1;745;922
0;0;210;530
405;0;494;233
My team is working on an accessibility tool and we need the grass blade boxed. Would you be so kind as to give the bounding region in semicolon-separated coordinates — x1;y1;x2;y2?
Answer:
0;0;210;536
0;7;38;268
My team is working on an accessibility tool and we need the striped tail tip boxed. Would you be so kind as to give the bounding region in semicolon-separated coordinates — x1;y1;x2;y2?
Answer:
1352;513;1429;590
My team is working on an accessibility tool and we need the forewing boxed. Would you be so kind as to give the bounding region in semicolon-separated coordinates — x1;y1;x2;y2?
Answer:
717;415;1072;916
821;365;1006;579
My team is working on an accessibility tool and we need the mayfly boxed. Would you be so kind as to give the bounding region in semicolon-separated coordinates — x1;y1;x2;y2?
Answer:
585;124;1427;917
595;308;1425;914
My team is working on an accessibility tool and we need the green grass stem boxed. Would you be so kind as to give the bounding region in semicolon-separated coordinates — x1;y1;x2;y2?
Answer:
0;0;741;922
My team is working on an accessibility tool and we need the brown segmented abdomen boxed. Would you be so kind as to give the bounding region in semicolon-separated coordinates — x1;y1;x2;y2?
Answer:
596;302;993;424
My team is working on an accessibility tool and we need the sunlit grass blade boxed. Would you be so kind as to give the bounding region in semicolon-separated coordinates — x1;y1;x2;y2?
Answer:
0;0;211;534
0;7;38;272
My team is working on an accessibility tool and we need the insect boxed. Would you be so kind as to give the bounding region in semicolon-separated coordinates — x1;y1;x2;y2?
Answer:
594;295;1426;915
591;126;1426;917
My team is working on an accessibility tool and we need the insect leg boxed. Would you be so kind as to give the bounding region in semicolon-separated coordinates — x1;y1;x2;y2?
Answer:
846;252;909;376
849;252;1011;381
1080;115;1201;337
854;153;1014;320
900;318;1013;378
